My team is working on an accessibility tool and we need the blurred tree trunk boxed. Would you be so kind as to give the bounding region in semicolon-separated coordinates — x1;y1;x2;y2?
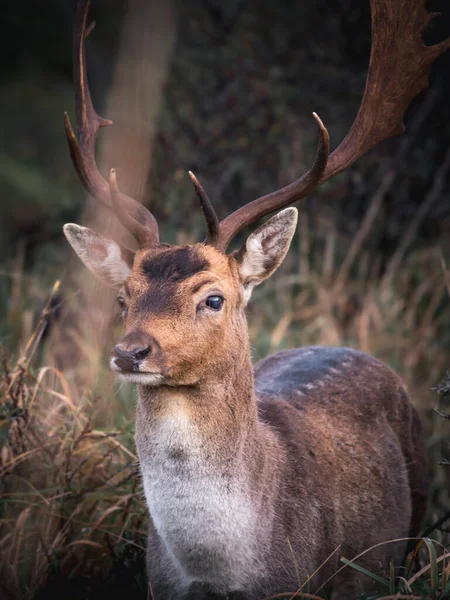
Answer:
47;0;176;397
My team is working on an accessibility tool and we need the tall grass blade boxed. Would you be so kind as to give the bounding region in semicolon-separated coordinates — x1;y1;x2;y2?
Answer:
340;557;390;589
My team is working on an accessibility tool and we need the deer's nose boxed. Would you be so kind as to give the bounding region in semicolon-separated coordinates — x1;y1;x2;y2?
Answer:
115;344;150;361
113;333;154;372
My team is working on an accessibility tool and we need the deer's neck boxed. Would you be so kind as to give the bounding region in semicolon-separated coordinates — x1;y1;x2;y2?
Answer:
135;349;279;590
136;348;259;454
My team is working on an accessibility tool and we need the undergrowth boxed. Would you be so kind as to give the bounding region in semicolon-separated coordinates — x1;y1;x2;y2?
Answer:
0;287;147;599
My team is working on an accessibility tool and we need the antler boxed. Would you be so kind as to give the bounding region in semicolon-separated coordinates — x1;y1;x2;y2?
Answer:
64;0;159;246
188;172;221;244
210;0;450;251
215;112;330;250
66;0;449;252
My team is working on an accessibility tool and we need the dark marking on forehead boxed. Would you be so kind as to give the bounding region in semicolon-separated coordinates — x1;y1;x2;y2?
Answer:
141;247;209;283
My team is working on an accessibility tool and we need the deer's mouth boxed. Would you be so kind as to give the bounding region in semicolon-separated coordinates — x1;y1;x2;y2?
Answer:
110;358;165;385
112;369;165;386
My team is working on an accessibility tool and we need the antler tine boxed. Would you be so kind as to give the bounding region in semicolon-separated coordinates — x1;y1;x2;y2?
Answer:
215;113;330;251
64;0;159;246
322;1;450;183
188;172;220;244
214;0;450;252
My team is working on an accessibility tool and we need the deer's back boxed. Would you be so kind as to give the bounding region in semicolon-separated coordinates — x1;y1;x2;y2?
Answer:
254;347;422;445
253;346;427;594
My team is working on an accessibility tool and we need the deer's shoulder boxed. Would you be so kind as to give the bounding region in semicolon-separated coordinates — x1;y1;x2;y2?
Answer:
254;346;408;424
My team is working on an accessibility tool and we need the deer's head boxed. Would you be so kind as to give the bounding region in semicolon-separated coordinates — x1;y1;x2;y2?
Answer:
64;204;298;386
64;0;449;385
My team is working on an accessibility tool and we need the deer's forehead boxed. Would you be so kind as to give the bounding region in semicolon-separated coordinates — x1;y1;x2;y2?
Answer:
138;246;209;283
127;245;236;294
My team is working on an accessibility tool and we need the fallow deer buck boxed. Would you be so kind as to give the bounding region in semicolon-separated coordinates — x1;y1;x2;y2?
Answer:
63;0;449;598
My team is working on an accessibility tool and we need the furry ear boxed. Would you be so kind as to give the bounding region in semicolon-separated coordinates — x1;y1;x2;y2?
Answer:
63;224;133;288
236;208;298;304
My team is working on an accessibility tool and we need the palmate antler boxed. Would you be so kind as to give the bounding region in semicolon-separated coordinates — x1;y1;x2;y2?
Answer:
211;1;450;251
66;0;450;252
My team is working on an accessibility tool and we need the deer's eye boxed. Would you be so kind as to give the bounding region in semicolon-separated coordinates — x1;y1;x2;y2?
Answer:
117;296;128;317
204;295;224;311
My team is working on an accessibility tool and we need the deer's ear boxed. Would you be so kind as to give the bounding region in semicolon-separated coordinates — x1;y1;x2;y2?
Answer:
63;224;133;288
236;208;298;304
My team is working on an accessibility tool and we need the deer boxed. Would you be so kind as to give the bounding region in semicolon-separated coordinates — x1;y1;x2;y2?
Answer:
62;1;449;598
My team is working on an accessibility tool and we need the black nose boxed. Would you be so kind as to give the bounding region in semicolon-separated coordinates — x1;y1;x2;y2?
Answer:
113;335;153;372
117;345;150;360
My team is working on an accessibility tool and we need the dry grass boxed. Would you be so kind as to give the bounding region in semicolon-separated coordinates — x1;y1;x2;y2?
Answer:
0;293;147;599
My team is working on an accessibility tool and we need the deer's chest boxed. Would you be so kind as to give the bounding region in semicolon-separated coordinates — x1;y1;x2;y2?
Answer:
136;409;261;589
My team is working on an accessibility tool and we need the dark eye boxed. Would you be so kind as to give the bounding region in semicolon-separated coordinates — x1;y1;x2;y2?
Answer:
204;295;224;311
117;296;128;317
